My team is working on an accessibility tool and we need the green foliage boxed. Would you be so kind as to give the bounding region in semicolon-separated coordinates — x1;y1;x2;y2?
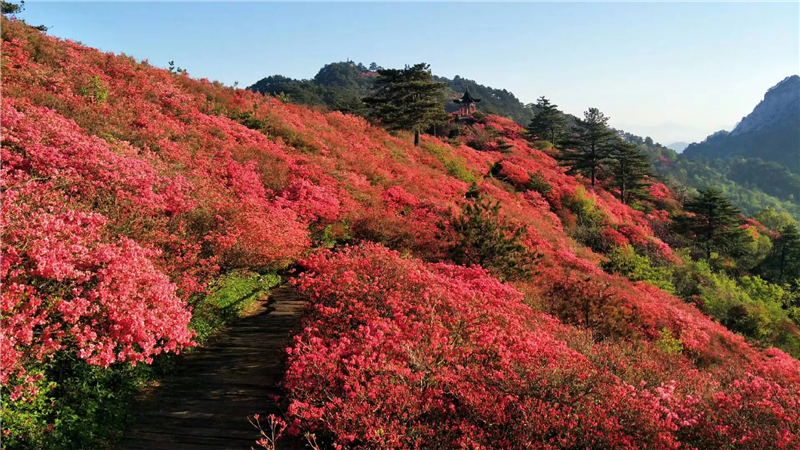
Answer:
557;108;616;186
564;186;608;251
189;271;281;341
526;96;568;147
78;75;109;103
655;328;684;355
646;145;800;221
1;0;22;15
670;253;800;356
607;137;653;205
470;110;487;121
363;63;449;146
758;223;800;285
465;126;493;151
530;140;554;151
675;186;753;262
443;196;539;281
423;143;477;183
249;62;372;116
437;74;534;125
754;207;796;233
0;355;158;450
250;64;535;126
316;220;354;248
527;170;553;197
700;274;799;351
603;245;675;293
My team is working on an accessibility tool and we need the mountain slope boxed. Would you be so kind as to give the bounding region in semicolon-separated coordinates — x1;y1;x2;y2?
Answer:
684;75;800;173
249;62;534;125
3;19;800;449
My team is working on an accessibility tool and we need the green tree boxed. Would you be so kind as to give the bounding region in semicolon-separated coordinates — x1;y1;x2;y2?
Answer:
526;96;568;146
558;108;615;186
607;137;654;204
759;223;800;284
676;187;753;261
1;0;23;15
2;0;46;30
364;63;448;146
754;207;796;233
442;196;538;281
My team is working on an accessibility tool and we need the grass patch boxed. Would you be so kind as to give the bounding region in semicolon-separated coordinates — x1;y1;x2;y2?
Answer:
190;270;282;342
422;143;477;183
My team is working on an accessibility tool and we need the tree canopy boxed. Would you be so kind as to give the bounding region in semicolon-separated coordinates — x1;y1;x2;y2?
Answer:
607;137;654;205
557;108;616;186
676;187;753;261
526;96;568;146
363;63;448;146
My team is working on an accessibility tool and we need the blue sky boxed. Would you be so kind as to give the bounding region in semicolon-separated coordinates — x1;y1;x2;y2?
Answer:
19;2;800;144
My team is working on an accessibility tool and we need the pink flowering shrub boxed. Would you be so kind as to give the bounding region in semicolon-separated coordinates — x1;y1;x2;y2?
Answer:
284;244;800;448
4;17;800;449
1;188;194;392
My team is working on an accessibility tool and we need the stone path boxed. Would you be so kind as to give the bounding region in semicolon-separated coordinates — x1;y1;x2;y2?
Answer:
119;285;305;450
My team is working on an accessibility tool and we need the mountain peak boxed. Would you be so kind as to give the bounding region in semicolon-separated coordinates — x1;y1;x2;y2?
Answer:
731;74;800;136
684;75;800;173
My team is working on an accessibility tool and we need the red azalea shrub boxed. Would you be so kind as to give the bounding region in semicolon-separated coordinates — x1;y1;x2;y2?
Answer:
285;244;670;448
1;189;194;394
284;244;800;449
4;18;800;448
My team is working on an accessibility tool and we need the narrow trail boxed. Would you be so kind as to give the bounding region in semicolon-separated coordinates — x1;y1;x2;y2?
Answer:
120;285;305;450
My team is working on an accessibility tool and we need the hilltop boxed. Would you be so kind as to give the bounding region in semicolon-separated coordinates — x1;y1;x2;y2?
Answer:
684;75;800;173
249;61;534;124
3;18;800;449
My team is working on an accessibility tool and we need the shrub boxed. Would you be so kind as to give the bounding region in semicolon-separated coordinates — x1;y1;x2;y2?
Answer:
526;170;553;197
603;245;675;293
530;140;553;150
655;328;684;355
465;126;493;150
422;143;477;183
441;196;538;281
564;186;609;251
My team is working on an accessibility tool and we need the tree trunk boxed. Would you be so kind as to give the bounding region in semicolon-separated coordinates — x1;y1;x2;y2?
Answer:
414;129;420;146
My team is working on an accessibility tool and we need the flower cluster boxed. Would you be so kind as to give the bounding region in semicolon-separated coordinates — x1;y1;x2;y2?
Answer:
3;17;800;448
284;244;800;449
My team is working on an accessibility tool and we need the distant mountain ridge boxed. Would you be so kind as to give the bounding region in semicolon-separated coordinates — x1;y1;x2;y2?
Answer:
667;142;689;152
249;61;533;125
684;75;800;173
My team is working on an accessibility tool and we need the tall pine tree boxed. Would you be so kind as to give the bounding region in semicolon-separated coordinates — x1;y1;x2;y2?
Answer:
557;108;615;186
759;223;800;284
364;63;448;146
676;187;753;261
607;138;654;205
526;96;568;146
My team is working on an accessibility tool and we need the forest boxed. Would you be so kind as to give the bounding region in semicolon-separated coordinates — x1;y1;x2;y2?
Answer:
2;9;800;450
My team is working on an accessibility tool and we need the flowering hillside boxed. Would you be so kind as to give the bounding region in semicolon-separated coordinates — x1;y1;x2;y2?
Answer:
2;19;800;448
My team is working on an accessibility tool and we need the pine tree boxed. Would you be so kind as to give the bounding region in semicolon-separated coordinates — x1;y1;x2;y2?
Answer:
364;63;449;146
676;187;753;261
526;96;568;146
1;0;23;16
607;138;654;204
442;196;538;281
557;108;616;186
759;223;800;284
